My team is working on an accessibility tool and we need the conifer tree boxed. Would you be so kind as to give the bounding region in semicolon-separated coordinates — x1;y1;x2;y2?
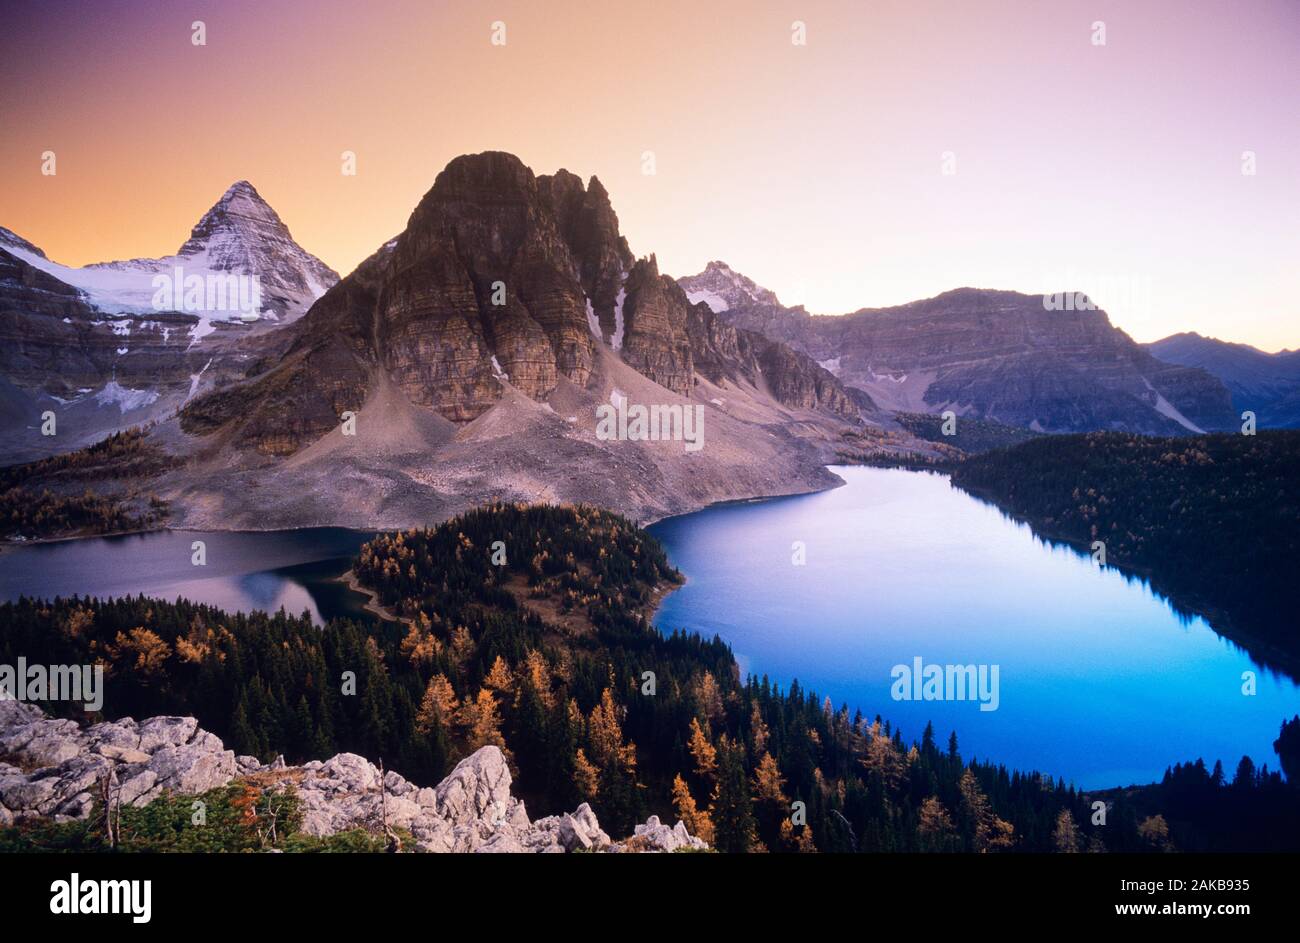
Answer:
671;774;715;844
709;736;757;853
573;748;600;801
1052;809;1081;853
687;717;718;781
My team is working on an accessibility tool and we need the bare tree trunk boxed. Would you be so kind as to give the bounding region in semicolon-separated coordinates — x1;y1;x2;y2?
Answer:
99;767;119;850
113;770;122;847
378;758;401;853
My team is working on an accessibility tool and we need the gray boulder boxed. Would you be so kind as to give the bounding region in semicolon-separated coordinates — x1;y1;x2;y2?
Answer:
0;703;708;853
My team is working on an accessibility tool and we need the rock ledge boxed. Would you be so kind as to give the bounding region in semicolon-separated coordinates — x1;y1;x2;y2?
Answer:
0;700;706;853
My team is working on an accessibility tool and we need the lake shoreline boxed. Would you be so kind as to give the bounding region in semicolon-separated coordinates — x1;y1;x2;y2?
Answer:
1;472;850;548
953;477;1300;681
335;567;410;626
645;465;1299;791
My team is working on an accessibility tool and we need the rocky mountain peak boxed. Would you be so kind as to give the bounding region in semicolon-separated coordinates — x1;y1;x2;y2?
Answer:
1146;331;1300;427
0;180;336;324
131;179;340;321
177;180;324;264
179;152;862;457
0;225;47;259
678;260;781;312
418;151;539;214
176;180;282;255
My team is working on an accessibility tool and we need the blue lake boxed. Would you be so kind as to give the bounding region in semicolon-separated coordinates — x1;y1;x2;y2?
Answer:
649;466;1300;788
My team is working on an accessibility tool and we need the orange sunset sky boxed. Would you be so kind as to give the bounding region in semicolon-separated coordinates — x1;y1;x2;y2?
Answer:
1;0;1297;349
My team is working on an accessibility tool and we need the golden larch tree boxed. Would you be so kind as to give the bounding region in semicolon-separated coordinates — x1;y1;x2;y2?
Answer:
687;717;718;781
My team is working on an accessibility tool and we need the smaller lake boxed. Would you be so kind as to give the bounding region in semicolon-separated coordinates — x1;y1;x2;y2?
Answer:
0;528;375;625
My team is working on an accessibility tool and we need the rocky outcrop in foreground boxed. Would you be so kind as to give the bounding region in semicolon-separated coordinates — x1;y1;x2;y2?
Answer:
0;700;705;853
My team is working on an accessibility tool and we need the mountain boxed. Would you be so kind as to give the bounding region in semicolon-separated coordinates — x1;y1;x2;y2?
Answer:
0;184;335;461
1146;332;1300;428
28;151;879;530
678;259;781;312
0;182;336;324
0;239;289;462
681;266;1237;435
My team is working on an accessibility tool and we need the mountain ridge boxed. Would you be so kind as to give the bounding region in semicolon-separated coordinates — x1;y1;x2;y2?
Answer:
678;267;1238;435
1146;332;1300;428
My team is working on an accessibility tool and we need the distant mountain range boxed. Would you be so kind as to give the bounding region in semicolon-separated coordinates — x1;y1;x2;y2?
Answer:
1145;332;1300;429
679;262;1239;436
0;153;876;527
2;151;1289;532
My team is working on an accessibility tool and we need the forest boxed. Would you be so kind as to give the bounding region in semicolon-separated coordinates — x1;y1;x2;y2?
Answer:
894;412;1041;454
951;430;1300;670
0;429;171;540
3;502;1298;852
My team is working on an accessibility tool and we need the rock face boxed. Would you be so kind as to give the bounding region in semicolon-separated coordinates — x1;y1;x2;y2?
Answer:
539;171;633;345
685;301;859;419
178;152;860;455
383;153;594;414
682;268;1238;435
0;700;706;853
620;256;695;397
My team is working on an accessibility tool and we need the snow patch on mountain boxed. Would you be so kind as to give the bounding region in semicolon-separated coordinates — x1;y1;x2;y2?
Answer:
685;288;730;312
188;317;217;348
187;359;214;403
677;260;781;313
94;380;159;413
1141;376;1204;433
612;281;627;351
